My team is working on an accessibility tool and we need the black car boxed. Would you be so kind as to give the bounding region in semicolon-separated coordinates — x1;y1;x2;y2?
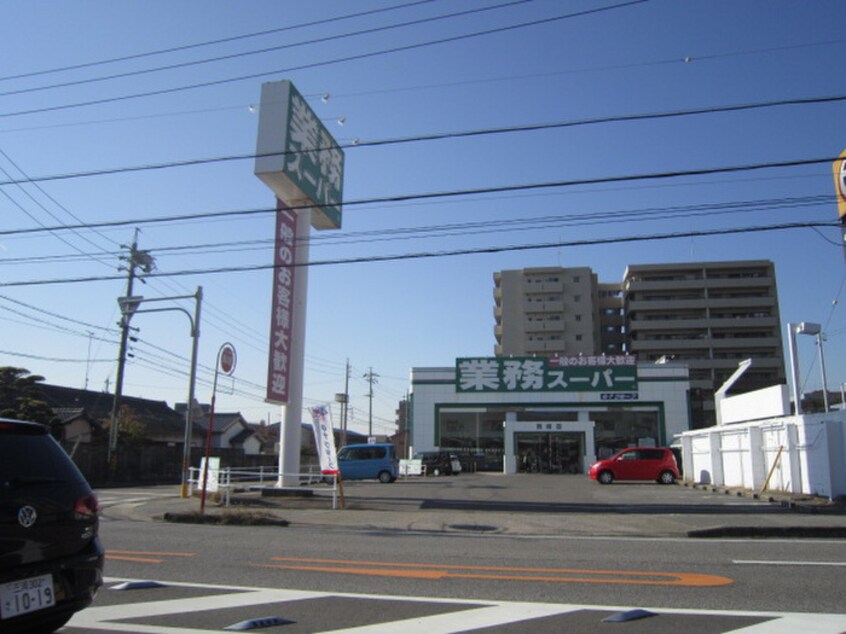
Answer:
0;419;104;633
413;451;462;476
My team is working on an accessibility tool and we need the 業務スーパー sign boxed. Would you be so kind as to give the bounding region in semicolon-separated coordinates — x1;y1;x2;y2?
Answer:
456;355;638;393
255;80;344;230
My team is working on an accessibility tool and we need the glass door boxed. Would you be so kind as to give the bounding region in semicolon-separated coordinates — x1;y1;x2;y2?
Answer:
515;432;583;473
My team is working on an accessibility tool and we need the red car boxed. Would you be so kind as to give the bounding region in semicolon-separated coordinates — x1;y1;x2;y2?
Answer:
589;447;679;484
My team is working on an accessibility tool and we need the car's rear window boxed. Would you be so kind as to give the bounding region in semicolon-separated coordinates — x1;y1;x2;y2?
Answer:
341;446;388;460
0;424;86;485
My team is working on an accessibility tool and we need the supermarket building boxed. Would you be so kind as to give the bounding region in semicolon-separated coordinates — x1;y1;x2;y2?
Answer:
410;355;690;474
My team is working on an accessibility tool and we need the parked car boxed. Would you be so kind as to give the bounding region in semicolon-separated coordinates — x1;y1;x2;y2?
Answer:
337;443;398;483
413;451;462;476
0;419;104;633
588;447;680;484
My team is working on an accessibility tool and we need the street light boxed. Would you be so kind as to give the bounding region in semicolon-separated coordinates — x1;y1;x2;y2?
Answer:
787;321;829;415
118;287;202;497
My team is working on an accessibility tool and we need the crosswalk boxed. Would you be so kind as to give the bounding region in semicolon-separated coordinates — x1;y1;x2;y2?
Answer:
95;488;180;512
64;577;846;633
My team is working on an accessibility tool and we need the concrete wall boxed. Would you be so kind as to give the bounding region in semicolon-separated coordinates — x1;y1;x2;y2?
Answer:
679;412;846;499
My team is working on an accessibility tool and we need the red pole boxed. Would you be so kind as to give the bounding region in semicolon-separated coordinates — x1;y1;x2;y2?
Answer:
200;343;234;513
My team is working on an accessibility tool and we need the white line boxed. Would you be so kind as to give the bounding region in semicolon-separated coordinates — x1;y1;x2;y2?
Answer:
320;602;582;634
733;560;846;567
64;577;846;634
722;614;846;633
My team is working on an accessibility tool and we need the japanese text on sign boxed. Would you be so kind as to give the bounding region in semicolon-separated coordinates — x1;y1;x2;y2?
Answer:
286;90;344;224
266;201;296;404
456;356;638;393
310;405;339;475
255;80;345;230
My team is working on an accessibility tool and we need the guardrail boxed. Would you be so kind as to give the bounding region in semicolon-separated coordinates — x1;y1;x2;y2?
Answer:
187;466;340;508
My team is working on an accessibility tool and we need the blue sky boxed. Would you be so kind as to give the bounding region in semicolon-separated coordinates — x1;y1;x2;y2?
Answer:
1;0;844;435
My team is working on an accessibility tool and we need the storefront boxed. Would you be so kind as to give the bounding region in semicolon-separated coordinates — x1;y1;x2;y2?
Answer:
410;356;690;474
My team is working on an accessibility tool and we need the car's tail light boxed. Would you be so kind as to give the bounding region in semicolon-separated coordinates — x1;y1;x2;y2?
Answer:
74;493;100;518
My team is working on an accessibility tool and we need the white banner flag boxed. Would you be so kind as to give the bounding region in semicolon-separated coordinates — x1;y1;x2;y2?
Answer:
310;405;339;475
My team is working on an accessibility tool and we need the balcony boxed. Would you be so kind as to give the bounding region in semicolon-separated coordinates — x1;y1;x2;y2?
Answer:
524;300;565;313
624;279;706;292
526;320;566;334
626;298;708;312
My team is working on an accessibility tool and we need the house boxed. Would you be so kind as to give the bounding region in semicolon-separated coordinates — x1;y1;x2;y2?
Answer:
175;405;268;455
39;384;205;447
51;407;103;444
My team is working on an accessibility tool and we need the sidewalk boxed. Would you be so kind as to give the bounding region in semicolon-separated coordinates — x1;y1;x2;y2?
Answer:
100;473;846;539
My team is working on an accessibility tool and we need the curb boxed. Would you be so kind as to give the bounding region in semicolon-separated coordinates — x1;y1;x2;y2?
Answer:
162;511;290;527
681;482;846;514
687;526;846;539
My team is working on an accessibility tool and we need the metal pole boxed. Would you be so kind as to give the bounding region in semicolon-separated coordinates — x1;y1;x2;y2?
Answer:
817;333;830;413
343;358;350;447
277;209;309;487
786;323;802;416
181;287;202;498
200;360;219;513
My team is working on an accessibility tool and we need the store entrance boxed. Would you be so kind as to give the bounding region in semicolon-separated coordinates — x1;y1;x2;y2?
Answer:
515;432;584;474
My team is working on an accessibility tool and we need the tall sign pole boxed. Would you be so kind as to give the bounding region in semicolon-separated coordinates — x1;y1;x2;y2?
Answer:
254;80;344;487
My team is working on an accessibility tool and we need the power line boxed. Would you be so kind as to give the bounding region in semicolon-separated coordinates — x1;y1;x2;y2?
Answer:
0;347;113;363
0;294;117;332
0;0;440;84
0;1;646;120
0;220;836;288
9;33;846;139
3;193;832;266
0;1;532;99
2;92;844;190
0;152;840;239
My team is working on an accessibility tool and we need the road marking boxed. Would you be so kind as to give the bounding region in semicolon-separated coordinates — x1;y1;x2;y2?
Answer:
261;556;733;587
733;560;846;567
64;577;846;634
107;550;197;564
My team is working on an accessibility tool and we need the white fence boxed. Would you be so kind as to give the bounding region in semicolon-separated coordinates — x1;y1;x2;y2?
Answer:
187;465;340;508
679;411;846;500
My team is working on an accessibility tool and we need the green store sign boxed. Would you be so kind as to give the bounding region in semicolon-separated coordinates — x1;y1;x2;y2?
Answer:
456;356;638;393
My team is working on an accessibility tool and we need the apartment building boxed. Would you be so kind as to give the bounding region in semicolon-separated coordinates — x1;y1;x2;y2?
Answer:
493;267;624;357
624;260;785;428
494;261;786;429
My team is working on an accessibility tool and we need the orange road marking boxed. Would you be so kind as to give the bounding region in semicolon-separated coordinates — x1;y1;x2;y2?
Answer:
261;556;733;587
107;555;164;563
106;550;197;564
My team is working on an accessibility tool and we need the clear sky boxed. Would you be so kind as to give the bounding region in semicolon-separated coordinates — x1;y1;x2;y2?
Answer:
1;0;844;436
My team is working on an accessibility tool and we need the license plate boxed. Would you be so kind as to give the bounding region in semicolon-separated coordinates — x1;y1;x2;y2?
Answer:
0;574;55;620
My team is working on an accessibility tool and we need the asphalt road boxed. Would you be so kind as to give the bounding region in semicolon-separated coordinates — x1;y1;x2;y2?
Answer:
59;475;846;632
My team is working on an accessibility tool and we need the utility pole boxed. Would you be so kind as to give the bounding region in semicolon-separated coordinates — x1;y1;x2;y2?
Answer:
334;360;350;447
341;359;350;447
108;231;155;468
363;367;379;439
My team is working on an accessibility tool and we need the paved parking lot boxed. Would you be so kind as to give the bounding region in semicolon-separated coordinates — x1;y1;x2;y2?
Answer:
101;473;846;538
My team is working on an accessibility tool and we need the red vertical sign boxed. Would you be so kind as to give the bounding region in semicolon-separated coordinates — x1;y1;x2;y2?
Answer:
267;199;297;403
